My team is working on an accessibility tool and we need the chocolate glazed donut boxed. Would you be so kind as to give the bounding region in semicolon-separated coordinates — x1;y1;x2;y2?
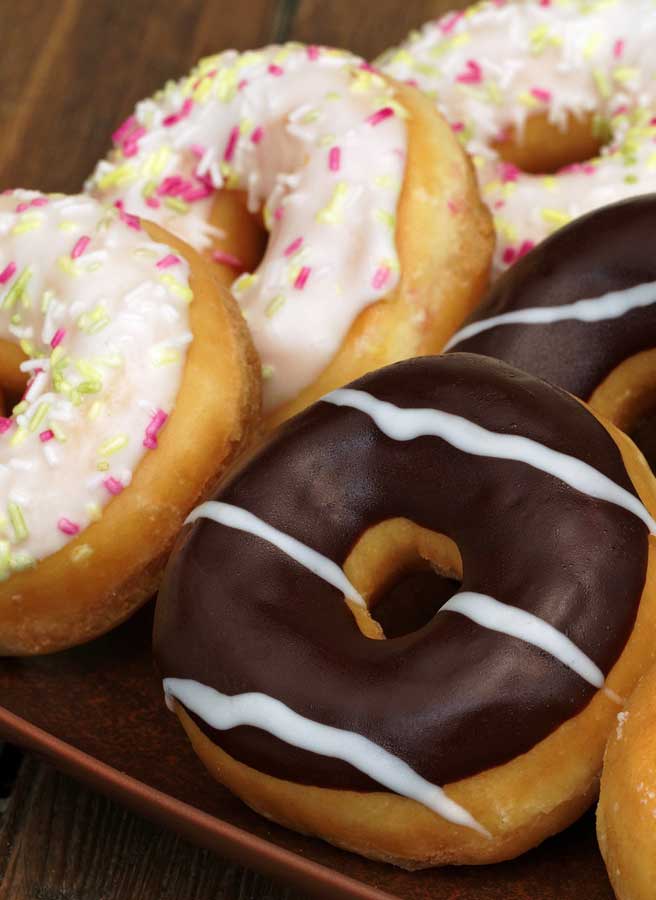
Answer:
154;354;656;867
446;196;656;466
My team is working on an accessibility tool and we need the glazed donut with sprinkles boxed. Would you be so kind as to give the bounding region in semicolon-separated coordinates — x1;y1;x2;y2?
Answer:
379;0;656;273
87;43;492;426
0;190;259;656
155;353;656;868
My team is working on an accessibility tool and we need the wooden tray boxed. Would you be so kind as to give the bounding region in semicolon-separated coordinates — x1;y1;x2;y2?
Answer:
0;603;614;899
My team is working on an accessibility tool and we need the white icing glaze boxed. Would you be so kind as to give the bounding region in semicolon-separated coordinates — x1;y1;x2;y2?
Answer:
379;0;656;272
445;278;656;349
0;190;190;568
442;591;604;688
86;45;407;412
163;676;489;835
186;501;364;606
324;388;656;534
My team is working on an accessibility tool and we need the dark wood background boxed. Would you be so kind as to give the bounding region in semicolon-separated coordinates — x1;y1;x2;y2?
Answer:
0;1;467;898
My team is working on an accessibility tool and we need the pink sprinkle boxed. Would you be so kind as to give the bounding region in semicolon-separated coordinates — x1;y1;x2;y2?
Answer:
237;78;249;91
274;206;284;222
268;64;284;77
404;78;420;88
502;246;517;265
517;240;535;259
493;199;506;210
15;202;29;213
143;408;168;450
112;115;136;145
157;175;185;197
367;107;394;127
212;249;245;271
530;87;552;103
223;125;240;162
307;45;320;61
447;199;461;215
182;183;213;202
451;122;465;133
122;125;147;157
328;146;341;172
284;237;303;257
156;253;180;269
294;266;311;290
50;328;66;349
71;235;90;259
0;262;17;285
146;197;161;209
359;62;377;73
0;417;13;434
58;518;80;536
499;162;520;183
114;201;141;231
39;429;54;442
372;266;391;290
251;126;264;145
162;97;193;127
614;39;625;59
439;11;464;34
30;197;48;207
103;476;124;495
456;60;483;85
190;143;206;159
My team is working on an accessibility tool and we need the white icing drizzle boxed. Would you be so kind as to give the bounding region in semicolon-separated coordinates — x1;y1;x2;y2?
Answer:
324;388;656;534
442;591;603;687
445;278;656;350
163;676;489;835
186;501;364;606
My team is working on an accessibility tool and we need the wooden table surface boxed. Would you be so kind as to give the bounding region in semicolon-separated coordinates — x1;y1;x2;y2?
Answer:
0;1;468;898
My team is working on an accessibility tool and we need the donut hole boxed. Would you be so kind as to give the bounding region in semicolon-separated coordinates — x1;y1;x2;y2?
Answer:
208;190;268;282
343;517;462;640
589;348;656;471
492;111;606;175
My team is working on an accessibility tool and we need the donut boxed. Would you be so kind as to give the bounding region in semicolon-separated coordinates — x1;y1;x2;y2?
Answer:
154;353;656;868
378;0;656;273
86;43;493;427
0;190;259;656
597;663;656;900
446;195;656;469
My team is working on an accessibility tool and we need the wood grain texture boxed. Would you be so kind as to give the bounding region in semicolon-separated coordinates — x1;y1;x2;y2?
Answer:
0;757;305;900
288;0;470;59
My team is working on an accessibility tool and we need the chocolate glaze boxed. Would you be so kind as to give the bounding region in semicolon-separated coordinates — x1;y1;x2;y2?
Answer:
450;196;656;400
154;354;648;791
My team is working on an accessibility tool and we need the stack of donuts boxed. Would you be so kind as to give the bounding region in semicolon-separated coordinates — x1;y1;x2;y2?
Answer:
4;1;656;896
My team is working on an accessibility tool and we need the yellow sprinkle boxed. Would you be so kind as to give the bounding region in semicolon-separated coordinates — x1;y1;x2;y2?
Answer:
12;215;43;235
10;428;27;447
232;272;257;294
239;117;254;135
316;182;349;224
647;151;656;169
542;208;572;228
98;434;129;457
58;256;79;276
493;217;519;243
71;544;94;564
593;68;611;99
12;401;27;416
141;179;158;199
261;364;274;380
142;146;171;179
3;267;32;310
265;295;286;318
78;305;110;334
96;460;110;472
215;66;239;103
164;196;190;214
0;541;9;581
613;66;638;86
151;347;180;367
19;339;34;357
97;162;137;190
325;91;341;102
541;176;558;192
29;402;50;433
159;274;193;303
10;551;35;573
94;353;123;368
375;209;396;231
583;32;603;60
518;91;539;109
50;422;67;442
77;379;102;394
88;401;104;421
86;502;102;522
8;502;28;542
58;220;78;231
